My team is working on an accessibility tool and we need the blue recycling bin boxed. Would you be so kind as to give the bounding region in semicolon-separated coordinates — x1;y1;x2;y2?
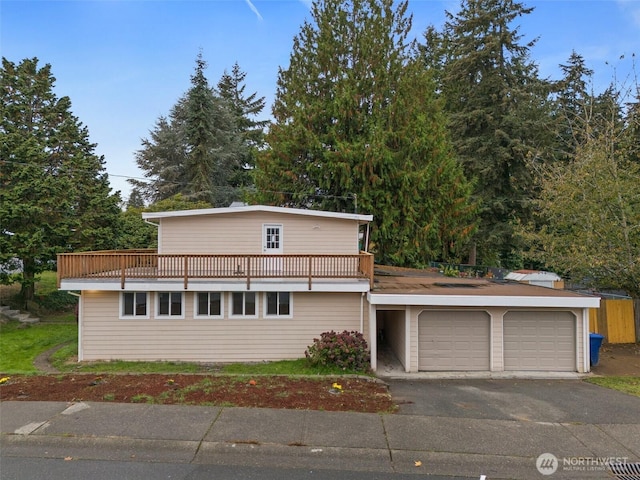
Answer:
589;333;605;366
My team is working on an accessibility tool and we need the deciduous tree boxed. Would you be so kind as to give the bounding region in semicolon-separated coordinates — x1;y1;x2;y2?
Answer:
525;84;640;298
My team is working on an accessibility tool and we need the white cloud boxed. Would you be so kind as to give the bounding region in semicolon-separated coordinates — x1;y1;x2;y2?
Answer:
245;0;263;21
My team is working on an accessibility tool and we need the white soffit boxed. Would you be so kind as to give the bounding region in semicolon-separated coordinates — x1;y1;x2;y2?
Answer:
367;293;600;309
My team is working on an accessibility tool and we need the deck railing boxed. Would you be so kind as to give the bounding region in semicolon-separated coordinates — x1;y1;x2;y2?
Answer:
57;250;374;290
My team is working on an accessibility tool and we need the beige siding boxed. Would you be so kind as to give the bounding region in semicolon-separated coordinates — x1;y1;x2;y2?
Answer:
158;212;361;255
408;307;419;372
81;290;364;362
489;308;506;371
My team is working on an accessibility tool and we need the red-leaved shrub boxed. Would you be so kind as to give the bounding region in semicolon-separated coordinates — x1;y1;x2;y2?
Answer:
305;330;370;372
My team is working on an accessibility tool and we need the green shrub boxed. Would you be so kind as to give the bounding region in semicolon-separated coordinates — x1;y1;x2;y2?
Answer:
305;330;370;372
35;290;78;312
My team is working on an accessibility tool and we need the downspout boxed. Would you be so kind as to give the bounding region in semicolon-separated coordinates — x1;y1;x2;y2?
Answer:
364;224;370;253
144;220;160;252
360;292;364;333
67;291;82;361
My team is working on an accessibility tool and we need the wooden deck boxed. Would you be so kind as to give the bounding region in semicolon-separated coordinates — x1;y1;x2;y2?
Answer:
57;250;374;290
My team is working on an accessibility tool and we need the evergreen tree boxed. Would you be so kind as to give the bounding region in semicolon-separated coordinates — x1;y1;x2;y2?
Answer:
217;62;268;187
423;0;551;267
0;57;121;304
126;187;146;209
552;52;594;158
132;54;261;207
255;0;476;265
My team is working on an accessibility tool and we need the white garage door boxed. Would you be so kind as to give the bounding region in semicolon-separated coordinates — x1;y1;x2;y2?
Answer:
503;311;576;371
418;311;490;371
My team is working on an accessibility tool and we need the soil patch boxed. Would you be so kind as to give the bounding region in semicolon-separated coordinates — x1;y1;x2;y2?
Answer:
0;374;395;413
591;343;640;376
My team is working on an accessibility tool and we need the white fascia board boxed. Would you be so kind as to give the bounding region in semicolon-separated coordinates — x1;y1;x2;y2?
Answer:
367;293;600;309
60;279;370;293
142;205;373;223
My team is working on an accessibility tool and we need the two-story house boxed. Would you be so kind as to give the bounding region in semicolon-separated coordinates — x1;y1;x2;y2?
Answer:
58;205;374;363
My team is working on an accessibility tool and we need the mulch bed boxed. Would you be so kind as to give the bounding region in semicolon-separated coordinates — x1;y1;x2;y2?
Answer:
0;374;396;413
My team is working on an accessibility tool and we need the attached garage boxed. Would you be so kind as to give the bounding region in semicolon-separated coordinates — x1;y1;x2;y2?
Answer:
418;310;490;371
368;268;599;375
503;311;576;371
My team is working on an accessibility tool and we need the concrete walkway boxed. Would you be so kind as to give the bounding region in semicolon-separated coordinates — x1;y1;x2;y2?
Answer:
2;400;638;479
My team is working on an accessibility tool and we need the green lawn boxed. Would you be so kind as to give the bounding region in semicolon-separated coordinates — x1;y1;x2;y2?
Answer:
0;320;77;374
585;376;640;397
2;319;366;376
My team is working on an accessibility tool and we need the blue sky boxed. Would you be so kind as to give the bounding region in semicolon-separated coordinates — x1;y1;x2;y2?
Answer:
2;0;639;201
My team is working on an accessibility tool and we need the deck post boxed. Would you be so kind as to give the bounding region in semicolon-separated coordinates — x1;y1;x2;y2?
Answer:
120;255;126;289
183;256;188;289
246;256;251;290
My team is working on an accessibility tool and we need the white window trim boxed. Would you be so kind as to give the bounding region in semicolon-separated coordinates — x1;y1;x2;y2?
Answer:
119;292;150;319
229;291;258;318
155;291;185;319
264;291;293;318
194;291;224;318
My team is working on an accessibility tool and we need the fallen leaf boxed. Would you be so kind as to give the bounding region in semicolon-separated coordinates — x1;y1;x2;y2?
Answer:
64;456;73;461
414;460;422;467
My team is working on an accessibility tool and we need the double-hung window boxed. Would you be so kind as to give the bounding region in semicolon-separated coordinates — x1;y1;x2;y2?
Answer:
231;292;256;317
157;292;184;318
265;292;291;317
121;292;149;319
196;292;223;317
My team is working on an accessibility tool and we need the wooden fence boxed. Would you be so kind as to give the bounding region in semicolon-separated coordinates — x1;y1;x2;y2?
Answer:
589;299;638;343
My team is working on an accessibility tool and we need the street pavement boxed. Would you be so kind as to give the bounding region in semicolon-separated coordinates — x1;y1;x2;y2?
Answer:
2;379;640;479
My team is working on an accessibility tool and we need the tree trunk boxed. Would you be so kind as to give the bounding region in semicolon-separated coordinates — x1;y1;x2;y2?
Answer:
19;259;36;309
468;242;477;266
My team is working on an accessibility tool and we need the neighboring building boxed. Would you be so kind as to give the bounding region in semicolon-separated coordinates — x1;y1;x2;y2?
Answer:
505;269;564;289
58;205;599;374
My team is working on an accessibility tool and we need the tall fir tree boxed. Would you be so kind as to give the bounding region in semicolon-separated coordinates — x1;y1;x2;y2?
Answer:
217;62;268;187
255;0;476;265
132;54;262;207
422;0;551;267
0;57;121;304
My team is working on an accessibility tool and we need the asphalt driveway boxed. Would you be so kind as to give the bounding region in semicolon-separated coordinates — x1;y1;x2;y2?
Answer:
388;379;640;424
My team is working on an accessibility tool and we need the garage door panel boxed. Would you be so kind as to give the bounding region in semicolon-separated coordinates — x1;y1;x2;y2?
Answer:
504;311;575;371
418;311;490;371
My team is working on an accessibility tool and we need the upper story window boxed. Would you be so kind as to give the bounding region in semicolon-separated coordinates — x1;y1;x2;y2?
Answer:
121;292;149;319
196;292;223;317
265;292;291;317
231;291;256;317
157;292;184;318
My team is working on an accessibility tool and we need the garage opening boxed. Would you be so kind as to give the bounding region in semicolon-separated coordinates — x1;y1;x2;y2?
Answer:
418;310;490;371
503;311;576;371
376;309;406;371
